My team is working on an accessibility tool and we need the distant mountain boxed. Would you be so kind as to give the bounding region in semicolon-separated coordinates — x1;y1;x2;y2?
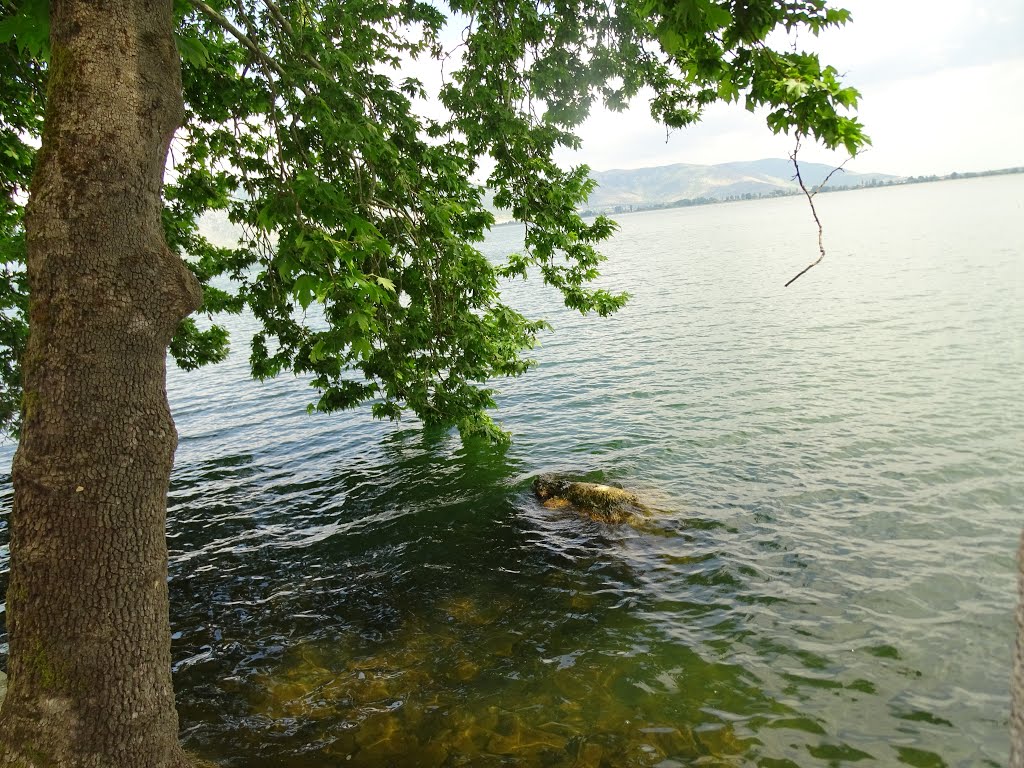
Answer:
584;159;900;210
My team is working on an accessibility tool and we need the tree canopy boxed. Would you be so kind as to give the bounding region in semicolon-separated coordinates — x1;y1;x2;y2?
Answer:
0;0;867;440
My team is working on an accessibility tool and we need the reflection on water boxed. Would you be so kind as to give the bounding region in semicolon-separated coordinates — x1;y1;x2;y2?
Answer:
1;176;1022;767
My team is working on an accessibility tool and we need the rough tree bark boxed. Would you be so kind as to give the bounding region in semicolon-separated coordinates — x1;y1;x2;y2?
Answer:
0;1;202;765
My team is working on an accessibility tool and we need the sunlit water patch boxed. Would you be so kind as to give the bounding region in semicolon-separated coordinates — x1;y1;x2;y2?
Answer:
1;175;1022;767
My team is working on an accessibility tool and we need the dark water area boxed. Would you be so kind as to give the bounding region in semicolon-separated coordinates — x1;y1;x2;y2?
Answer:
1;175;1022;766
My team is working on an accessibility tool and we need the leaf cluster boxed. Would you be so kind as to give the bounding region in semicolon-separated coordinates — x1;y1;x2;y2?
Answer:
0;0;868;439
0;3;44;436
644;0;867;153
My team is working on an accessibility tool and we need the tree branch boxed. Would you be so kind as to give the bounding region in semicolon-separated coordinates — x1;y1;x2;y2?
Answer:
784;140;853;287
261;0;296;39
187;0;310;98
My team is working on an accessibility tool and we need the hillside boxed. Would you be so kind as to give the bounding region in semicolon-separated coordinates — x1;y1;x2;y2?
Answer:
584;159;899;211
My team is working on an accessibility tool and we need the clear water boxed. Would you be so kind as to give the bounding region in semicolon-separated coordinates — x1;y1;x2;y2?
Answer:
1;175;1021;767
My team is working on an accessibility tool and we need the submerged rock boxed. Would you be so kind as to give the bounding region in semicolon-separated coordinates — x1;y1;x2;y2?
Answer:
532;475;648;524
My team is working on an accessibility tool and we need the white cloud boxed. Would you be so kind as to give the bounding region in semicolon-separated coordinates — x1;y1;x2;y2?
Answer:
557;0;1024;175
848;59;1024;175
396;0;1024;176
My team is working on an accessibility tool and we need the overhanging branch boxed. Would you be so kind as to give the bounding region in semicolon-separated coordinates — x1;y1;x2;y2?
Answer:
187;0;311;98
784;140;853;287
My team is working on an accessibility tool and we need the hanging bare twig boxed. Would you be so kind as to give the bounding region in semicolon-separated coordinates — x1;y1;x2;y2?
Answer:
785;139;854;287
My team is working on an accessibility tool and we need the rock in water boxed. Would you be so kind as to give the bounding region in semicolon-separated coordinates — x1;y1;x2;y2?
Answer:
533;475;648;524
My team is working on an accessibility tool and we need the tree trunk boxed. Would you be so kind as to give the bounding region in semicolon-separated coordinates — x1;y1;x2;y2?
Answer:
0;1;202;765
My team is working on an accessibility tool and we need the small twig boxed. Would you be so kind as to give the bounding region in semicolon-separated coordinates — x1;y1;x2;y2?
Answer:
813;156;853;195
784;139;853;287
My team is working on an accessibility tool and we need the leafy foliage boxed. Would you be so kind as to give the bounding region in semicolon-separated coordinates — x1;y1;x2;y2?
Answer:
0;0;867;439
0;8;44;436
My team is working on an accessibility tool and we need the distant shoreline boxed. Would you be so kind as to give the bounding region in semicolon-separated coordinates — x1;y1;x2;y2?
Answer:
577;165;1024;218
490;164;1023;226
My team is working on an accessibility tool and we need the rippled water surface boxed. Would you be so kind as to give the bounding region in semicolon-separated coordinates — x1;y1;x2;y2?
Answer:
1;175;1022;766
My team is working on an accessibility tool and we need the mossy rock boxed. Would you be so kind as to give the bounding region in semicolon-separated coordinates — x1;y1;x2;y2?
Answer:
533;475;648;524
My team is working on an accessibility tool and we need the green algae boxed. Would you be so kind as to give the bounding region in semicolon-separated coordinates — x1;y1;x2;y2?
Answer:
245;589;755;767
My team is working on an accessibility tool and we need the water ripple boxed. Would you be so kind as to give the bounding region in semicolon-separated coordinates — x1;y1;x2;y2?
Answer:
0;176;1021;766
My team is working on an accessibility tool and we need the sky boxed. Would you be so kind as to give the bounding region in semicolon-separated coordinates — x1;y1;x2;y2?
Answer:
414;0;1024;178
559;0;1024;176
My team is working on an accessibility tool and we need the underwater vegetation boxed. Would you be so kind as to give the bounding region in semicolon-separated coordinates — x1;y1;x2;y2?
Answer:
251;590;751;767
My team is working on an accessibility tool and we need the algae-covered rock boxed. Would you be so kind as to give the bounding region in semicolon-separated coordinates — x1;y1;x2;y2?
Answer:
533;475;648;524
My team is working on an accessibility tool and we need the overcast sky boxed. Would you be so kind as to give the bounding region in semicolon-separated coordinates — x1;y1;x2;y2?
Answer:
556;0;1024;176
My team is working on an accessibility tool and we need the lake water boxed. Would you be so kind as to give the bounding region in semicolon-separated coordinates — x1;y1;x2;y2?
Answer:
1;174;1022;767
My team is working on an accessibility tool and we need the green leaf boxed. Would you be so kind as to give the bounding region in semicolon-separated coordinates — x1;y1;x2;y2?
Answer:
293;275;317;310
175;33;210;69
0;0;50;60
703;3;732;29
373;275;396;292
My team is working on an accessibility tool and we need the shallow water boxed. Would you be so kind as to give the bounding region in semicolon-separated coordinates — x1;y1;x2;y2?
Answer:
1;175;1022;766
